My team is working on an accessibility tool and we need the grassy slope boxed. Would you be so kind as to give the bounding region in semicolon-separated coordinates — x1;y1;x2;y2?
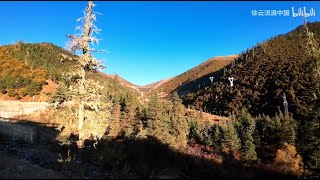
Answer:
155;55;238;97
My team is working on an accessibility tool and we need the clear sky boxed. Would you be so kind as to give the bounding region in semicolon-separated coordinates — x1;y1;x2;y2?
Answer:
0;1;319;86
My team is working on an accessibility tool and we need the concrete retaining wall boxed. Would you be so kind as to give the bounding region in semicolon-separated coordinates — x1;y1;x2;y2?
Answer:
0;101;48;118
0;118;37;144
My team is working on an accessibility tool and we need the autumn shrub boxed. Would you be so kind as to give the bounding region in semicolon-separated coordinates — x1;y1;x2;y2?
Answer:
27;81;43;96
15;95;21;100
7;89;18;97
0;88;7;94
19;87;29;97
273;142;304;176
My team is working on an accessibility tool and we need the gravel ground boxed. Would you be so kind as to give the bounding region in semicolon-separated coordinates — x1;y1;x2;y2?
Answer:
0;150;65;179
0;136;106;179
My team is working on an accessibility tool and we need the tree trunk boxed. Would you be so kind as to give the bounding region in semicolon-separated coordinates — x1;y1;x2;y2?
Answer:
76;1;93;149
77;70;86;149
78;100;84;148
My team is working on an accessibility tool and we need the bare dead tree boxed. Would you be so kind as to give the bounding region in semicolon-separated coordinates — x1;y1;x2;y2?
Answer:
303;17;319;57
65;1;107;148
303;17;320;95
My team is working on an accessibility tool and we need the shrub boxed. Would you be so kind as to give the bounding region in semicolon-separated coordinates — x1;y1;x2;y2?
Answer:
0;88;7;94
19;87;29;97
273;142;304;176
7;89;18;97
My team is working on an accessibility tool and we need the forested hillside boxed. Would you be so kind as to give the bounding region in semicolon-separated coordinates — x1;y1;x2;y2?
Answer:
182;22;320;120
0;42;140;103
179;22;320;173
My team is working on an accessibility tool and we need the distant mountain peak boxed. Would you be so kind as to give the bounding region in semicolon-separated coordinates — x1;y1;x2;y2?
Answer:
154;54;239;96
215;54;239;58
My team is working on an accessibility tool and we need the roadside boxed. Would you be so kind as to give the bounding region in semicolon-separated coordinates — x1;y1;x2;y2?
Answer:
0;136;105;179
0;150;65;179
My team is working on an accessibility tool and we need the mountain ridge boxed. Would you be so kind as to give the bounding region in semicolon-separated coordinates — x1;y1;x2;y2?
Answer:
181;22;320;119
153;54;239;98
0;42;141;103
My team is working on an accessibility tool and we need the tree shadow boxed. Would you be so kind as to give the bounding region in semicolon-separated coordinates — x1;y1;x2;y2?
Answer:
0;117;296;179
81;134;293;179
0;117;60;145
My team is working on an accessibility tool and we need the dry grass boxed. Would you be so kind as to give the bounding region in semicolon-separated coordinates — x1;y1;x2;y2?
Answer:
12;105;111;145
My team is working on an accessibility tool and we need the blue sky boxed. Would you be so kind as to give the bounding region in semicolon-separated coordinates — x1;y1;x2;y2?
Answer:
0;1;319;86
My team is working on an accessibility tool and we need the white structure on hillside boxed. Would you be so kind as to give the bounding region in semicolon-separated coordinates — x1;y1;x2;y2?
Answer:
283;93;289;118
209;76;214;83
228;77;234;87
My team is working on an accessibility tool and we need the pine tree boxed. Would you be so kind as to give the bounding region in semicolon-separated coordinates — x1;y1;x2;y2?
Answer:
133;106;144;138
236;108;257;162
110;97;121;137
255;114;268;146
146;93;170;143
302;55;320;168
122;95;136;137
300;21;320;169
303;20;319;58
212;124;222;147
221;120;240;154
169;92;189;149
200;121;213;146
146;93;163;127
304;114;320;169
242;135;257;162
277;111;297;146
188;117;202;141
253;126;261;150
254;114;275;148
270;113;282;145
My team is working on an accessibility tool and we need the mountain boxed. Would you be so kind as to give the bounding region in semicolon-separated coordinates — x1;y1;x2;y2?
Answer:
144;78;173;89
180;22;320;120
132;78;173;97
2;21;319;121
103;74;137;88
154;54;238;98
0;42;140;103
0;41;175;103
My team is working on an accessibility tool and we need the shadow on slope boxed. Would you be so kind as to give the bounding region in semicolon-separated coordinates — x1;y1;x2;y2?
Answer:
0;117;296;179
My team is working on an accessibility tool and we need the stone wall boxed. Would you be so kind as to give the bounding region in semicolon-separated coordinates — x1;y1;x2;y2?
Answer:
0;101;48;118
0;118;37;144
